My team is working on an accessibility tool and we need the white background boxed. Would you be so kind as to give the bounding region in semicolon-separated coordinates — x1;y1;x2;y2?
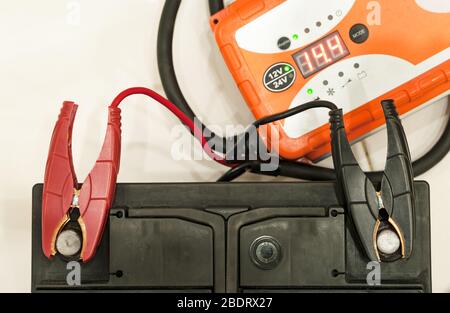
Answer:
0;0;449;292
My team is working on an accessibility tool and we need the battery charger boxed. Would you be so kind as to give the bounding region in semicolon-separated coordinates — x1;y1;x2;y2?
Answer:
211;0;450;161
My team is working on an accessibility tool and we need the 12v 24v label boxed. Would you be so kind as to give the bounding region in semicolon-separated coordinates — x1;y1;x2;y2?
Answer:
263;63;296;93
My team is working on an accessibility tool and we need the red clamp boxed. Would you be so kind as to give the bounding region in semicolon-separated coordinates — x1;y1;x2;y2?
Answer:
42;101;121;262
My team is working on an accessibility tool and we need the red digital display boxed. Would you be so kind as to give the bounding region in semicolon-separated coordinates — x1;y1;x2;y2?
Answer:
293;32;350;78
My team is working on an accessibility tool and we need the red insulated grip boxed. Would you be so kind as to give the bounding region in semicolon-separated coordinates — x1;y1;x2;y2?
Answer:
78;107;122;262
42;102;79;258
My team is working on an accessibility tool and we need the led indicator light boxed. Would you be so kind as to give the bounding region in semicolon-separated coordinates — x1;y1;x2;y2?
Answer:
284;65;291;72
307;88;314;95
293;34;299;40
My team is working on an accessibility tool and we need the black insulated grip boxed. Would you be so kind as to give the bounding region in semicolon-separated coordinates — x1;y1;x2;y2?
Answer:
380;100;415;258
330;109;380;262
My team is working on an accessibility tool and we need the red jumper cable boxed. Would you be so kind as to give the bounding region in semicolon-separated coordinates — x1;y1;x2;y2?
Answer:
42;87;231;262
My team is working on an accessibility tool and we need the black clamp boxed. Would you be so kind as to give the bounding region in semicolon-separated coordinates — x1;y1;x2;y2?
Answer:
330;100;415;262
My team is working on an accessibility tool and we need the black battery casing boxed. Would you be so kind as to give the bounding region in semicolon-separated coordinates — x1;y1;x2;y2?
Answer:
32;182;431;293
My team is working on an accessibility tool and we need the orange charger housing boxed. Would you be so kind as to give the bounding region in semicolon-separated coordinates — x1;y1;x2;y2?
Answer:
211;0;450;160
